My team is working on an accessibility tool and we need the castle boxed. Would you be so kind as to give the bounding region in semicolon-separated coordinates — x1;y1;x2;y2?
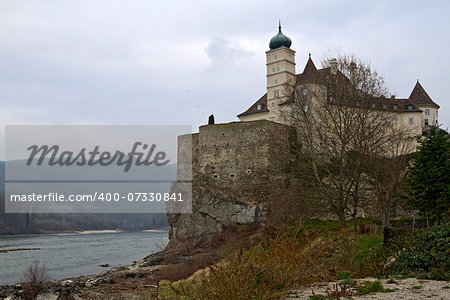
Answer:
237;23;440;135
168;24;441;246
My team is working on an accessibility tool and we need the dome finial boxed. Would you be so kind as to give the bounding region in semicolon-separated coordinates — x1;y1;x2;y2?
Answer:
309;52;311;58
269;21;292;50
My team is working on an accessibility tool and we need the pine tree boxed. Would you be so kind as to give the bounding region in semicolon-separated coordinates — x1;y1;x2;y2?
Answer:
404;126;450;224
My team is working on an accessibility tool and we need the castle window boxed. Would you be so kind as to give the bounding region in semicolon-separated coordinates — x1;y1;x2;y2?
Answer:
356;101;360;106
272;68;275;73
393;104;397;110
407;104;413;110
246;169;252;174
274;79;278;84
274;54;277;59
274;90;279;97
409;117;414;124
383;104;387;109
371;103;376;108
277;67;279;72
278;117;282;122
425;109;430;115
257;104;262;110
213;174;219;179
424;119;429;126
291;108;295;116
393;118;398;123
229;173;235;178
272;103;275;108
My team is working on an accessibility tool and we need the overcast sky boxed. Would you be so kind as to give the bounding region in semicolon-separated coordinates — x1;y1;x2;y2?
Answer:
1;0;449;157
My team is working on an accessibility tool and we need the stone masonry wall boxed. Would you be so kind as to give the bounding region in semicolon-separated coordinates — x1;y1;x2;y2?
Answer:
167;120;297;247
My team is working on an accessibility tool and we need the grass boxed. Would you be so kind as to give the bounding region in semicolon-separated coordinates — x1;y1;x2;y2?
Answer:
351;235;383;266
357;280;392;294
157;220;388;299
412;285;423;290
162;228;338;299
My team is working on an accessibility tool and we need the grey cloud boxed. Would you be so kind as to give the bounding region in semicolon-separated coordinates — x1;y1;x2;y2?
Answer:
205;37;253;63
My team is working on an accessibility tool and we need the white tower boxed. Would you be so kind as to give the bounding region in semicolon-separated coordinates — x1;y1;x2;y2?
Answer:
266;22;296;122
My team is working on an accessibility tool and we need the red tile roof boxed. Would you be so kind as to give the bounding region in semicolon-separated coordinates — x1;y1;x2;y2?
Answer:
303;56;317;75
237;93;269;117
372;96;422;113
238;58;429;117
409;81;439;108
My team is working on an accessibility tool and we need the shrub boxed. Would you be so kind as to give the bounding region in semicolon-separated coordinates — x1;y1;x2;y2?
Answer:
336;271;354;286
357;280;386;294
170;228;337;299
22;260;51;300
393;222;449;279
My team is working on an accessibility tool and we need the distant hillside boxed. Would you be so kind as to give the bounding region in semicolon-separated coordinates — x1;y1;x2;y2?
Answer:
0;161;4;193
0;161;169;235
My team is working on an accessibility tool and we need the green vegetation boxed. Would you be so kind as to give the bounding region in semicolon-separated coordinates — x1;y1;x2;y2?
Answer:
412;285;423;290
158;222;388;299
337;271;355;286
157;219;450;299
404;126;450;225
357;280;390;294
393;222;449;280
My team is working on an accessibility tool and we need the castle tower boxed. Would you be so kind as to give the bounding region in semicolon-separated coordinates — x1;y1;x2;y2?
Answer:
266;22;296;121
408;80;440;127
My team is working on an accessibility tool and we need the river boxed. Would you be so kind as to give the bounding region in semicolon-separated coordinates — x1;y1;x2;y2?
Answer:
0;230;168;285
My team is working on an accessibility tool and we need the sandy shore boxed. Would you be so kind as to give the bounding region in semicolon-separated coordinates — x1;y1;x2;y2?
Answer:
283;277;450;300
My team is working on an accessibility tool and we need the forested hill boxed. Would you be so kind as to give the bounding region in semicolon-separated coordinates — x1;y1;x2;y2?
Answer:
0;161;168;235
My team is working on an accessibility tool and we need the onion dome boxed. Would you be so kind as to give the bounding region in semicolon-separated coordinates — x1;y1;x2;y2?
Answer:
269;21;292;50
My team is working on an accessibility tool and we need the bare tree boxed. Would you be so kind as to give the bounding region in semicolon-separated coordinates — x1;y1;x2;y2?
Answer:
364;127;414;229
284;55;412;229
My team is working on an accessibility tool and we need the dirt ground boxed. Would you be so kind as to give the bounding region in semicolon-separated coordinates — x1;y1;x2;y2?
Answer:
283;277;450;300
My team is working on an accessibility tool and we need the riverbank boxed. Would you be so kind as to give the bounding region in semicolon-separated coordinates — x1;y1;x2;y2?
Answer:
0;249;169;299
2;250;448;300
0;230;168;286
2;221;448;299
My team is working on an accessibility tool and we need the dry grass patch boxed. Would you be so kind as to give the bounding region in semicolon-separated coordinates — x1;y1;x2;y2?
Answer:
167;227;337;299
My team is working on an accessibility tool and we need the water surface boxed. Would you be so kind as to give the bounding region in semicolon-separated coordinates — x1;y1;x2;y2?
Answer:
0;230;168;285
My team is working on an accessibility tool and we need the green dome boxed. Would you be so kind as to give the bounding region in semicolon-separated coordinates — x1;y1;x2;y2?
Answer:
269;23;292;50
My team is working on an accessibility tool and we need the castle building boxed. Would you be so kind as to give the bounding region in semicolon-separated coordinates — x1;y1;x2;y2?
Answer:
237;24;440;134
170;24;443;246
